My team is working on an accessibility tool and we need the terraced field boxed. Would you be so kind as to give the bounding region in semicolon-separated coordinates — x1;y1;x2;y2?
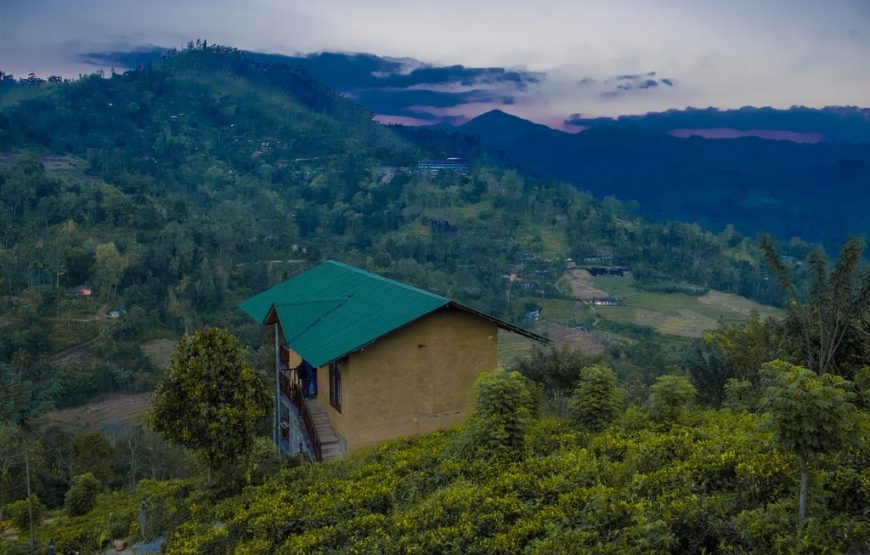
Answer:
590;272;780;338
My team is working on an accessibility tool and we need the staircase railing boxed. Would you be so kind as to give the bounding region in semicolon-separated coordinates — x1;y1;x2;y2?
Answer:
279;370;322;461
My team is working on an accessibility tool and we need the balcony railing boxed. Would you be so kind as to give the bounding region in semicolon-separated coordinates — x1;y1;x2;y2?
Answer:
279;369;322;461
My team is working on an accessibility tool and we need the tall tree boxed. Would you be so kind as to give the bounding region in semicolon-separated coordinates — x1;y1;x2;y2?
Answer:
759;360;857;532
760;236;870;378
94;241;127;296
0;362;55;547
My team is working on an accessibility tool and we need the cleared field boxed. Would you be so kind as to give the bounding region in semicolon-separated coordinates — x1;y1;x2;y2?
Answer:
498;329;537;369
142;338;177;371
497;319;605;370
527;297;591;325
43;392;153;430
559;269;609;299
539;322;606;355
589;272;780;338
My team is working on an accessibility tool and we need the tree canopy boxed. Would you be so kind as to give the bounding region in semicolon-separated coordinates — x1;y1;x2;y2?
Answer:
149;327;269;480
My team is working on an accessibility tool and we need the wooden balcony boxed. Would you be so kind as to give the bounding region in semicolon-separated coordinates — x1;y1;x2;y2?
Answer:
280;370;321;461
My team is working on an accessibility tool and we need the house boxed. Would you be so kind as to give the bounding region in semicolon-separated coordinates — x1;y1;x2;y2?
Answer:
239;260;546;461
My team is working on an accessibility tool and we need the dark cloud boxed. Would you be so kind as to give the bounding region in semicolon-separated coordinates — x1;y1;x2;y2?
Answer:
601;72;675;97
77;48;541;124
78;46;167;69
616;71;656;80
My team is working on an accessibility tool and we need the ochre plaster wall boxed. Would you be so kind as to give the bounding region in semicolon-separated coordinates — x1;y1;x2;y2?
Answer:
321;307;498;452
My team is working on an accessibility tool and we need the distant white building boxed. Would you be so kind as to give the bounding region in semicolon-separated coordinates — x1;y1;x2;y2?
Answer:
417;157;469;176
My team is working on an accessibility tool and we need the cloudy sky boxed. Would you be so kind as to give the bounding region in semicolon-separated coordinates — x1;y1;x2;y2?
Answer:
2;0;868;127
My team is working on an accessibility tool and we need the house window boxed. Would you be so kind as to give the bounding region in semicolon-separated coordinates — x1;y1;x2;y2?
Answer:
329;359;343;412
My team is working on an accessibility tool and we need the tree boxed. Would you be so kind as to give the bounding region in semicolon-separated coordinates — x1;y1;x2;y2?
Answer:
71;431;115;484
568;364;620;432
94;241;127;296
149;328;269;484
0;362;55;547
759;360;857;531
464;369;533;459
648;375;696;423
759;236;870;378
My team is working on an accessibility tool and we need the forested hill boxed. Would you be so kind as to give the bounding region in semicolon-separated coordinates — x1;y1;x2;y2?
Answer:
0;42;805;401
453;109;870;252
0;44;414;170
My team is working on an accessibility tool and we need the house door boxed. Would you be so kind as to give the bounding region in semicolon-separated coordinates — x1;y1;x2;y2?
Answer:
301;361;317;397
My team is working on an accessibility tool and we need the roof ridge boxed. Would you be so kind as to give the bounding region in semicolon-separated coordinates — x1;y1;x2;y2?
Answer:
274;297;349;307
278;296;351;344
325;260;449;302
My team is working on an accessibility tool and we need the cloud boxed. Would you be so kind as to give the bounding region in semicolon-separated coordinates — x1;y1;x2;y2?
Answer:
75;47;542;125
597;72;676;97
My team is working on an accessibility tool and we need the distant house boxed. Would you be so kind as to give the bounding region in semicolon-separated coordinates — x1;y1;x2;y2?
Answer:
585;266;628;277
239;261;546;460
417;157;469;176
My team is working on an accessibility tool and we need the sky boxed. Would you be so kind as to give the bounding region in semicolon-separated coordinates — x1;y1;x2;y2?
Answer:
2;0;869;127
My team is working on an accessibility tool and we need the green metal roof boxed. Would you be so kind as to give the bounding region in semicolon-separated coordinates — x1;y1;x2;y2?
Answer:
239;260;546;367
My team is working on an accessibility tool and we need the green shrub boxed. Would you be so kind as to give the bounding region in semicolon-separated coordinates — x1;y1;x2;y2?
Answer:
65;473;103;516
465;369;532;459
3;495;44;531
568;364;620;432
649;375;697;423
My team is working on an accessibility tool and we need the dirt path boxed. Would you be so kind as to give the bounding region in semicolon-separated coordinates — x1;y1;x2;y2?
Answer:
560;269;609;300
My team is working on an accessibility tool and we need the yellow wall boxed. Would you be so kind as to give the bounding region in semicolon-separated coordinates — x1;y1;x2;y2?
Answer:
321;307;498;452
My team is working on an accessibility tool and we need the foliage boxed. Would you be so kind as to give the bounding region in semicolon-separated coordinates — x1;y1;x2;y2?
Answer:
36;479;195;554
760;235;870;378
760;360;856;459
515;347;598;414
759;359;858;527
149;328;269;482
70;431;114;485
3;495;44;531
648;375;697;423
63;472;102;516
463;370;532;459
685;312;787;405
142;408;869;554
567;364;620;432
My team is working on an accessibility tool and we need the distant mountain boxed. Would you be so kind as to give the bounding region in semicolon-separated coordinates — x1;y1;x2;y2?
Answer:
565;106;870;144
458;109;567;149
456;110;870;250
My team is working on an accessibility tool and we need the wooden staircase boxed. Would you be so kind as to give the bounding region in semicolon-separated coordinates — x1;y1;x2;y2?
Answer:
306;397;345;460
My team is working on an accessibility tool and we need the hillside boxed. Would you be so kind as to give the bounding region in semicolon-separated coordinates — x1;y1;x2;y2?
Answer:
454;110;870;252
0;43;796;449
1;43;869;555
